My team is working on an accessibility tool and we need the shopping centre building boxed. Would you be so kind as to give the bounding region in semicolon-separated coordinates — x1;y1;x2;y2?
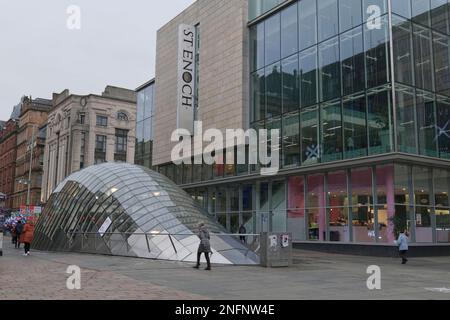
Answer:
150;0;450;246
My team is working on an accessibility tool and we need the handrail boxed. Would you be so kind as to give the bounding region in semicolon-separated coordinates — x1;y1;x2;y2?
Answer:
69;232;260;237
68;231;260;256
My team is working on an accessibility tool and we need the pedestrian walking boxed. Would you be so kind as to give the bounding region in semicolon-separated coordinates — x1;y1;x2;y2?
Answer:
193;223;212;271
20;219;35;256
14;221;23;249
11;225;17;246
239;224;247;244
396;229;409;264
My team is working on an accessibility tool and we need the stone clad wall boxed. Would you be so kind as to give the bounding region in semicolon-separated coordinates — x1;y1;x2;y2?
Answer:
153;0;249;165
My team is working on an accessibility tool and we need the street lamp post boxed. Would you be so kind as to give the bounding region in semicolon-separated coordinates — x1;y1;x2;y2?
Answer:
18;124;36;217
26;124;36;210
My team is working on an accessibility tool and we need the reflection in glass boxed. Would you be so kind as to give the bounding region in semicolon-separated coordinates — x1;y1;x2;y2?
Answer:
341;27;365;95
299;0;317;51
299;47;318;107
283;112;300;167
281;3;298;58
266;63;282;118
436;96;450;158
339;0;362;32
301;106;319;164
392;16;414;85
413;24;434;92
412;0;431;27
433;31;450;97
318;0;338;42
343;94;367;159
282;54;299;113
252;69;266;122
321;100;343;162
265;13;281;66
319;37;340;102
365;15;389;88
367;86;393;155
396;85;417;154
416;90;437;157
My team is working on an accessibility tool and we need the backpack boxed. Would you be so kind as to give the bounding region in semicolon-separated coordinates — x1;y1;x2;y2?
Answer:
15;224;23;234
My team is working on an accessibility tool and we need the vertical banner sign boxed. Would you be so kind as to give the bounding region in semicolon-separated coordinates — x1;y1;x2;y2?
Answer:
177;24;197;133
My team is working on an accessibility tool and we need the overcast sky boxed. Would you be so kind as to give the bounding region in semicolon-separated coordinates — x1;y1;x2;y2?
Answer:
0;0;196;120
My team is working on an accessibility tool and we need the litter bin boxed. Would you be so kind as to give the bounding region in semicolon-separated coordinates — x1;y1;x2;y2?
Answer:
260;232;292;268
0;230;3;256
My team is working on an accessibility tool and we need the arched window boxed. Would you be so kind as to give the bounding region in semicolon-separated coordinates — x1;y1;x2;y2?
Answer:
117;112;128;121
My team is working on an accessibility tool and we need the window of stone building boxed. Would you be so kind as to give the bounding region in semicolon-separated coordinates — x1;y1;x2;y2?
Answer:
96;115;108;127
117;112;128;121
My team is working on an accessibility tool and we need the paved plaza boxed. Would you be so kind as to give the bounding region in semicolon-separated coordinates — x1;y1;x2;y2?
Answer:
1;236;450;300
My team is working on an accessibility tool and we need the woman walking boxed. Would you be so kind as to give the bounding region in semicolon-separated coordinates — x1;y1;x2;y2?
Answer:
396;229;409;264
193;223;212;270
20;219;35;256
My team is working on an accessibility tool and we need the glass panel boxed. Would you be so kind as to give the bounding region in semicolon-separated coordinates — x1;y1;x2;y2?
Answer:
343;93;368;159
341;27;365;95
252;69;266;122
137;91;145;122
339;0;362;33
436;96;450;158
363;0;387;21
396;85;417;154
413;166;433;243
394;164;410;237
319;37;340;102
391;0;411;18
266;62;282;118
412;0;431;27
416;90;438;157
392;16;414;85
328;171;349;242
281;3;298;59
250;23;265;72
272;180;286;232
434;168;450;242
299;0;318;51
301;106;320;165
433;31;450;97
376;165;396;243
351;167;374;243
367;86;393;154
365;15;390;88
431;0;449;34
282;54;299;113
434;168;450;207
288;176;306;241
413;23;434;92
283;112;300;167
299;47;318;107
265;13;281;66
321;100;343;162
318;0;338;42
307;174;326;241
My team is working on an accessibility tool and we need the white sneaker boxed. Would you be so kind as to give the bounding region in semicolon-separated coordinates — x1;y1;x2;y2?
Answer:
22;253;28;256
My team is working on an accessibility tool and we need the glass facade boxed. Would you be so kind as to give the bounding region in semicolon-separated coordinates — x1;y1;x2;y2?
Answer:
249;0;450;167
249;0;395;168
186;163;450;244
135;81;155;169
32;163;258;265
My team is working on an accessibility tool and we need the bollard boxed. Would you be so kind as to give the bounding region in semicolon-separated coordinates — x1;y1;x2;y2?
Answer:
260;232;292;268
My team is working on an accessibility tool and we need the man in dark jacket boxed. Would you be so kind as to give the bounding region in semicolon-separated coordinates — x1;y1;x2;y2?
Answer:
239;224;247;244
15;221;23;249
193;223;212;270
